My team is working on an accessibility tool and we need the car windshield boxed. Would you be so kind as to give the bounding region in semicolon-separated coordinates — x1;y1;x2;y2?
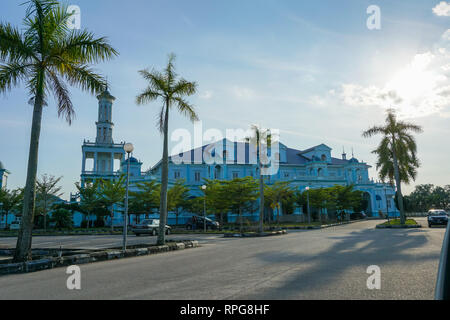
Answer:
429;211;447;216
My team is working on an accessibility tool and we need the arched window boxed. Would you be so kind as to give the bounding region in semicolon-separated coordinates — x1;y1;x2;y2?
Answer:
318;168;323;176
321;154;327;162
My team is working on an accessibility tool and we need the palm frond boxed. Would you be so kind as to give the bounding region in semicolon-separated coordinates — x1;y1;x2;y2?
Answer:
62;63;105;95
0;62;32;93
173;96;199;122
0;23;35;63
46;68;74;124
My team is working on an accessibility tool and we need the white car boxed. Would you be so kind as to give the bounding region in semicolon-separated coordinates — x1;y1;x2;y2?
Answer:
131;219;171;236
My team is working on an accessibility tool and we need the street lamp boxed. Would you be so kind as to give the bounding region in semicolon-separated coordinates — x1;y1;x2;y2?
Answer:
123;142;134;252
202;185;207;233
305;187;311;224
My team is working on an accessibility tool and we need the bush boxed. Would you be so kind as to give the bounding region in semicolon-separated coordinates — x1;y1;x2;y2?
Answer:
94;219;105;228
50;209;73;230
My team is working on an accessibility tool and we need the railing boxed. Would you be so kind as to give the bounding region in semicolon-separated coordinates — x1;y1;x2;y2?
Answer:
435;223;450;300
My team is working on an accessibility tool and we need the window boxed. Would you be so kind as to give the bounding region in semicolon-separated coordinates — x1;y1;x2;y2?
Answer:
321;154;327;161
233;172;239;179
174;171;181;179
284;172;290;179
194;171;201;182
318;168;323;176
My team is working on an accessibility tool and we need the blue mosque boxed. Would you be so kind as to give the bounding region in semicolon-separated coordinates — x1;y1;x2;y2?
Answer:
77;89;399;226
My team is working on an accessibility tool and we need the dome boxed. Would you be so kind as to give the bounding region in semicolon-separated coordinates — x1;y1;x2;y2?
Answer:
349;157;359;164
123;157;139;164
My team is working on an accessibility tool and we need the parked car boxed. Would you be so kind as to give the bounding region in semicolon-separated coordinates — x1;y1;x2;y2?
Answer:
186;216;220;230
9;221;21;230
428;210;449;227
131;219;171;236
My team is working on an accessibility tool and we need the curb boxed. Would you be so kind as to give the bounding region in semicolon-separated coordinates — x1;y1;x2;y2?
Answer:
0;240;199;276
224;230;287;238
376;224;422;229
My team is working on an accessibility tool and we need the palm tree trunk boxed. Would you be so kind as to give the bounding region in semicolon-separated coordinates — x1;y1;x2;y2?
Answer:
158;102;170;245
392;147;406;225
239;206;243;234
14;73;44;263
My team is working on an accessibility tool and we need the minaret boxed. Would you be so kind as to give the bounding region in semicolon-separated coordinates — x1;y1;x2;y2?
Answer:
95;87;116;144
81;86;125;187
342;147;347;160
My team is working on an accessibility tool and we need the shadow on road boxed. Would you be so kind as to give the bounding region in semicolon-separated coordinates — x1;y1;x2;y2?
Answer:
252;227;441;299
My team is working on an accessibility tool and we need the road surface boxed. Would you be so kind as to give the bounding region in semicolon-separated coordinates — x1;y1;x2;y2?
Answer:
0;218;446;300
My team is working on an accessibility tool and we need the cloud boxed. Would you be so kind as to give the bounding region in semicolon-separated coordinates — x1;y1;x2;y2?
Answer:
199;90;213;100
335;30;450;118
433;1;450;16
232;86;256;100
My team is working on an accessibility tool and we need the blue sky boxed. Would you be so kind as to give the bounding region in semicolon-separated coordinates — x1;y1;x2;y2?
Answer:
1;0;450;199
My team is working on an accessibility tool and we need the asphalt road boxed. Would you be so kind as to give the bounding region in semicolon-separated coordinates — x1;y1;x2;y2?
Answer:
0;218;446;300
0;232;227;250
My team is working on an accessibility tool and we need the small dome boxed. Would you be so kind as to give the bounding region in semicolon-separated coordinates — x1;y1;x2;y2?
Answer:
349;157;359;164
123;157;139;164
0;161;4;170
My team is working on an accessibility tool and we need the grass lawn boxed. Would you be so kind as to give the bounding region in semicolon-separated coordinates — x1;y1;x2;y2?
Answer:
378;219;419;226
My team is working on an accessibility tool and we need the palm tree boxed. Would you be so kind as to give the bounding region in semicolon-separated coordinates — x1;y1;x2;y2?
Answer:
363;109;423;225
246;125;271;233
136;54;198;245
0;0;118;262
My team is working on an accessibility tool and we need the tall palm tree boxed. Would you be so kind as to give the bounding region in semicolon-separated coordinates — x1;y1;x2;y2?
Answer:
136;54;198;245
246;125;271;233
0;0;118;262
363;109;423;225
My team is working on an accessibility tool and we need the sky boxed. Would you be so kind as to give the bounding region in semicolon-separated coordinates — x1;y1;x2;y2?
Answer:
1;0;450;200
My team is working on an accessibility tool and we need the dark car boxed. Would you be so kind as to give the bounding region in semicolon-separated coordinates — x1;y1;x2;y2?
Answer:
131;219;171;236
428;210;449;228
186;216;220;231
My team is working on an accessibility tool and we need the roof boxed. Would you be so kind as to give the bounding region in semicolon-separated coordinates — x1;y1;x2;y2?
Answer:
151;139;355;169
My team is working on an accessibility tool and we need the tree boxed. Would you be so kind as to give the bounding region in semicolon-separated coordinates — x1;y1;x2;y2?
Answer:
203;179;230;229
224;177;259;233
0;188;23;228
75;180;102;229
167;179;190;226
35;174;63;231
0;0;118;262
265;181;294;224
363;109;423;225
327;185;363;222
50;208;72;230
129;180;160;223
136;53;198;245
99;176;126;233
246;125;271;233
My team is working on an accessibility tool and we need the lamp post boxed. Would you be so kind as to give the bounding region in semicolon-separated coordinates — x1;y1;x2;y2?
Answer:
202;185;207;232
305;186;311;224
123;143;134;252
